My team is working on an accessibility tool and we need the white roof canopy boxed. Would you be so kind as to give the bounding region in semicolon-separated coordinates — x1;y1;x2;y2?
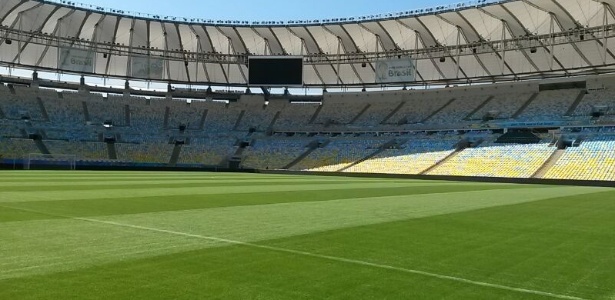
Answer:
1;0;615;87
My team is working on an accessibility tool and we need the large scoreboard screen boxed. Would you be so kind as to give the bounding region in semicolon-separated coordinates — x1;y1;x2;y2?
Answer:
248;56;303;86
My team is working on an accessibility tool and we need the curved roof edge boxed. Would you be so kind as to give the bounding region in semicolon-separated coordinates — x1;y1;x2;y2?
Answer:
3;0;615;87
39;0;503;27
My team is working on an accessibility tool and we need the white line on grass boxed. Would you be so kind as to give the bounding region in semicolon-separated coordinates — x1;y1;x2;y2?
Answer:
74;216;585;300
0;204;588;299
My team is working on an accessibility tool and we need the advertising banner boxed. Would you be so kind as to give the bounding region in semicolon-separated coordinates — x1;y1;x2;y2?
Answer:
58;47;95;73
375;59;415;84
131;56;163;80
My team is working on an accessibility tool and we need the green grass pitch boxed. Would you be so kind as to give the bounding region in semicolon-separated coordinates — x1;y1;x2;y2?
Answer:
0;171;614;299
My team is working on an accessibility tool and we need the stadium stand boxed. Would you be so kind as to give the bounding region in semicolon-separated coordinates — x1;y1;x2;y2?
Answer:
293;138;388;172
544;135;615;181
0;138;40;159
344;134;460;174
312;95;373;126
468;93;532;121
0;78;614;182
428;141;556;178
201;101;242;132
426;96;488;125
166;99;202;130
115;143;175;164
241;138;312;170
516;89;583;121
573;89;613;117
384;94;451;125
0;85;45;121
45;140;109;162
233;95;280;131
274;102;321;129
44;91;87;126
179;137;239;166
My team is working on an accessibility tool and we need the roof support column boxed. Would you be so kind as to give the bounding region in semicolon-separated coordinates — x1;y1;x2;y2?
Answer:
227;37;232;84
127;19;135;79
456;27;461;79
300;38;305;55
603;3;609;65
500;21;506;75
196;39;210;83
549;13;555;71
336;37;342;85
17;16;22;65
415;32;422;84
375;34;381;58
195;40;200;83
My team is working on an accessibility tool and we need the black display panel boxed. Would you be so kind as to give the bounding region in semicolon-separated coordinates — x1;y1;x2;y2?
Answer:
248;57;303;86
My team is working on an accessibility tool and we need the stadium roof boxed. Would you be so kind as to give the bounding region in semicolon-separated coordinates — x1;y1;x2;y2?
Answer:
1;0;615;87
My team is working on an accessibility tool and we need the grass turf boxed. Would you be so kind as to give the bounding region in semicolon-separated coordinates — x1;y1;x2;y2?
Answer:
0;171;613;299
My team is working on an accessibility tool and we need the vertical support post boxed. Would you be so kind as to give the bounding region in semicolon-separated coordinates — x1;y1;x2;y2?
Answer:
549;13;555;71
415;32;420;84
227;37;232;86
300;38;305;56
500;21;506;75
336;37;342;85
603;3;609;65
18;16;22;65
375;34;380;59
56;16;62;76
91;24;100;73
456;27;461;79
414;32;419;55
56;16;62;83
196;39;201;82
127;19;136;79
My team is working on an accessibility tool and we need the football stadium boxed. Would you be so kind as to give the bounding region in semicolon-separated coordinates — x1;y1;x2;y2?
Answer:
0;0;614;299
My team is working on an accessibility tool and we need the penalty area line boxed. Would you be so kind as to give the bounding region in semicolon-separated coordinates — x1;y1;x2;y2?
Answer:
74;216;585;300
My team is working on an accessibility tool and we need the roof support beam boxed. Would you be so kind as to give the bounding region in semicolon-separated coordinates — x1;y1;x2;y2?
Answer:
503;21;541;76
418;35;447;81
173;23;191;83
585;3;615;66
195;37;211;82
191;25;217;53
336;37;342;85
12;4;61;64
103;16;121;76
300;38;326;86
35;9;90;68
603;3;609;65
396;18;439;47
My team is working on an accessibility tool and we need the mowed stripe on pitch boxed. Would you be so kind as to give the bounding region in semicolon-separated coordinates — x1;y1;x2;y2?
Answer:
0;178;395;188
0;180;532;203
1;184;533;222
0;180;398;192
0;186;605;280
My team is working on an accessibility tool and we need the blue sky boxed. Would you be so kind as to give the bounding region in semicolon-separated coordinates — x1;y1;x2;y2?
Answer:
73;0;462;21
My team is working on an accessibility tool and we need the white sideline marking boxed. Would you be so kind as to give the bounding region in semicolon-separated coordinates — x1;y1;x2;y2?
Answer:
0;204;588;299
74;216;585;300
